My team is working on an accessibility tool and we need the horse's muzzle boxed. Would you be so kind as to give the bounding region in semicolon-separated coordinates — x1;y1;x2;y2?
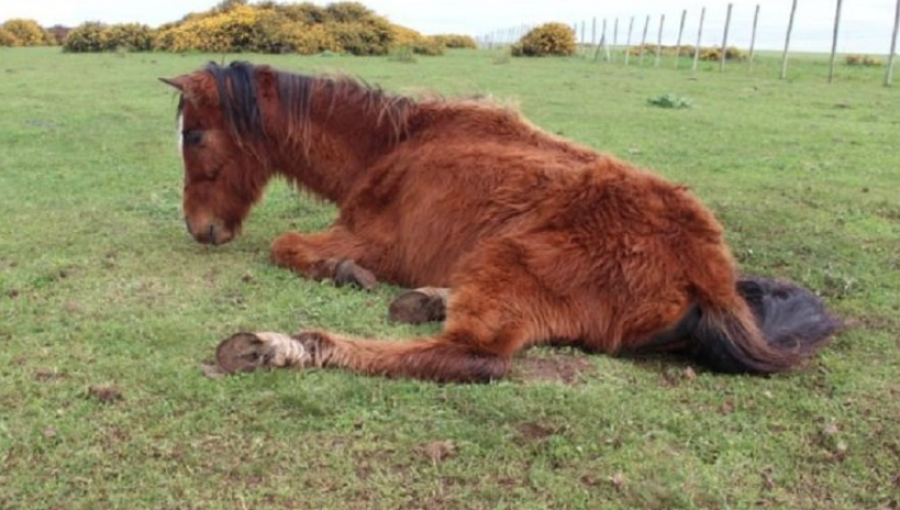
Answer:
185;216;234;245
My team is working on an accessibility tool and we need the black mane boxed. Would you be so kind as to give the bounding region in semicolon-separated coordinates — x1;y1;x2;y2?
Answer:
200;61;415;141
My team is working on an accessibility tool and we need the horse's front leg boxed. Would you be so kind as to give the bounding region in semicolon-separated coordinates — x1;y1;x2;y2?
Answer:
270;227;378;290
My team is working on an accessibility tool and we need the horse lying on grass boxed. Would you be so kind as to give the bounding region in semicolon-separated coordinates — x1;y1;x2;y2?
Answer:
160;61;839;383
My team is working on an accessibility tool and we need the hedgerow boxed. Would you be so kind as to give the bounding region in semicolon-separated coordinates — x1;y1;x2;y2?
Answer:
59;0;447;56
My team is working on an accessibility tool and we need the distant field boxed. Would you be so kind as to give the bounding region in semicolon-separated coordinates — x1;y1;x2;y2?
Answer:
0;47;898;510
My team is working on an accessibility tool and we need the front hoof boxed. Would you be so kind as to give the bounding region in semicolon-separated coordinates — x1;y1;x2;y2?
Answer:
334;260;378;291
389;288;448;324
215;331;310;374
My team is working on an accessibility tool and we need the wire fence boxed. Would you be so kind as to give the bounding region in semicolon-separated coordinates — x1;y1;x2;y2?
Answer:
476;1;900;86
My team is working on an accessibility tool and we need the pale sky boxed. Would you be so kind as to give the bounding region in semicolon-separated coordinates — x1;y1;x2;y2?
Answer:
2;0;897;54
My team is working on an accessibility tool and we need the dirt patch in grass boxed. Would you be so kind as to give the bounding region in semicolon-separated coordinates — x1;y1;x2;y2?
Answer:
512;353;594;384
87;385;124;404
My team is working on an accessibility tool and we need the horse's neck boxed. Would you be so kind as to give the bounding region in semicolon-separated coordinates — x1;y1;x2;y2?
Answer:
270;97;393;205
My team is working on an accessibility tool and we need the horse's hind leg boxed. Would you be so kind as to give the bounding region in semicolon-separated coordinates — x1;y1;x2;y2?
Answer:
271;227;378;290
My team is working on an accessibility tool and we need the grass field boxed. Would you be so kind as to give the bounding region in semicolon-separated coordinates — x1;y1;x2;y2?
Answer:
1;46;898;509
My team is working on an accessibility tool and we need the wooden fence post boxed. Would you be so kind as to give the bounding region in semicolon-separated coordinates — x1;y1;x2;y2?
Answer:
675;9;687;67
693;7;706;72
581;20;586;49
720;3;733;72
604;19;612;61
749;4;760;65
613;18;619;61
625;16;635;66
781;0;799;80
639;15;651;66
828;0;844;84
887;0;900;86
592;17;597;47
655;14;666;67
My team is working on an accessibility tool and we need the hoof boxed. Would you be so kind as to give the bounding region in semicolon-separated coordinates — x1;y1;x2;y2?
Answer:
389;288;448;324
334;260;378;291
215;332;310;374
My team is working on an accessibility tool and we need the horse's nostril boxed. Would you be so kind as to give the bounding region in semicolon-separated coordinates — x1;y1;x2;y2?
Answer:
208;223;217;245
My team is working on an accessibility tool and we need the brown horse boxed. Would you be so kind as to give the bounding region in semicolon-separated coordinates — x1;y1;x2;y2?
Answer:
160;61;839;382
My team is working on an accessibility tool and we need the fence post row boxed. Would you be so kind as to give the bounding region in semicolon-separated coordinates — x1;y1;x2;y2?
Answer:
480;2;893;85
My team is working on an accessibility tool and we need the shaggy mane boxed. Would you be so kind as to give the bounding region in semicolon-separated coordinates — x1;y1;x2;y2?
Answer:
197;61;417;145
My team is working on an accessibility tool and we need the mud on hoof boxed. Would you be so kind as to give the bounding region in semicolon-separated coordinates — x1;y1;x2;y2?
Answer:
216;332;313;374
334;259;378;291
389;288;449;324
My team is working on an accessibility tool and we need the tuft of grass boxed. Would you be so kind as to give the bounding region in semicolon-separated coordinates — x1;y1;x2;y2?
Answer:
387;45;417;63
648;93;693;109
0;47;898;510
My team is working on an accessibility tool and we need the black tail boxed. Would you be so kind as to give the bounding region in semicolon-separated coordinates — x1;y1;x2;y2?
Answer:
690;276;841;374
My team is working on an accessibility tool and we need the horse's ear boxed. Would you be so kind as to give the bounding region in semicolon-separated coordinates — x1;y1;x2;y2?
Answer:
159;76;185;91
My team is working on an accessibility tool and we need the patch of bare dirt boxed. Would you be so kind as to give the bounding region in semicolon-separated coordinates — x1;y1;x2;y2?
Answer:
516;422;557;442
87;385;124;404
34;369;66;382
513;353;593;384
422;440;455;463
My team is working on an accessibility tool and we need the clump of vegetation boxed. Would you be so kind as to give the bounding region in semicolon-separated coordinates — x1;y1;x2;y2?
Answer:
511;22;575;57
626;44;696;57
699;46;746;61
62;22;110;52
390;24;443;56
431;34;478;49
648;93;692;109
59;0;445;56
627;44;745;61
845;54;882;67
0;19;53;47
388;45;417;63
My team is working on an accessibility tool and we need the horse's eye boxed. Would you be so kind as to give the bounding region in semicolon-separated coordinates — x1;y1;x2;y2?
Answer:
182;130;203;146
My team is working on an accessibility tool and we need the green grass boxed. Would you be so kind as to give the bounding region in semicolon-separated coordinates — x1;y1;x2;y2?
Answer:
1;47;898;509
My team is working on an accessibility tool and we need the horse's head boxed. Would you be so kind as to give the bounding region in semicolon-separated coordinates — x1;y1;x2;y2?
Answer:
160;63;273;245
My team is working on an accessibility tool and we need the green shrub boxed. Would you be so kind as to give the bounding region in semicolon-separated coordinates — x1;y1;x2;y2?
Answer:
325;20;393;55
845;54;882;67
511;22;575;57
64;22;110;52
390;24;443;56
268;22;340;55
431;34;478;49
105;23;154;51
1;19;47;46
46;25;71;45
323;2;375;23
626;44;695;57
0;28;19;47
698;46;745;61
